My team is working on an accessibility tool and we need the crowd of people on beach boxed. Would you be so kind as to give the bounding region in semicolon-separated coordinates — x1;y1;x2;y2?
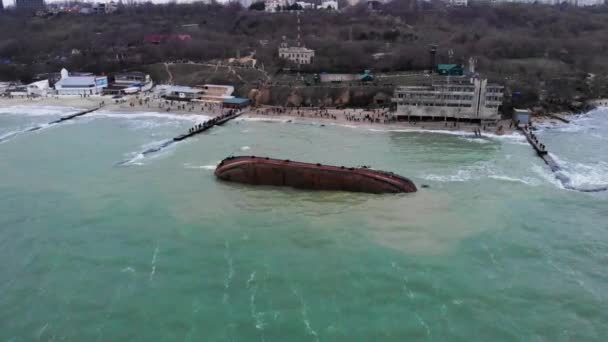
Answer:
254;106;396;124
251;106;510;134
112;94;228;116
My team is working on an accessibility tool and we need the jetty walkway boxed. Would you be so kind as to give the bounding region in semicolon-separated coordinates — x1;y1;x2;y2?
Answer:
174;109;242;142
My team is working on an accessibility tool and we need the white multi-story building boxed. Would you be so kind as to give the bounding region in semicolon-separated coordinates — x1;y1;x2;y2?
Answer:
320;1;339;9
27;80;50;97
449;0;468;6
54;69;108;96
392;78;504;121
265;0;287;12
278;41;315;65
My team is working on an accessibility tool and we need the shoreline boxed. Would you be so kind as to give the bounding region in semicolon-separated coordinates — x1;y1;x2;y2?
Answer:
2;95;591;135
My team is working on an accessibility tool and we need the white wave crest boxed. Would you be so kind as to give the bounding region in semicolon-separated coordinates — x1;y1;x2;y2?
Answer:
89;111;211;123
0;105;81;116
237;117;291;123
552;155;608;189
458;136;490;144
183;162;218;170
423;160;541;186
488;175;538;186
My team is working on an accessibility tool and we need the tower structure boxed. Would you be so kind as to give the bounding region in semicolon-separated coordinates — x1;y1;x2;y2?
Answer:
277;9;315;66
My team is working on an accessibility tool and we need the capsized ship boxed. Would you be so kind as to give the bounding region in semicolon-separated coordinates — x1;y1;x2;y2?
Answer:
214;156;417;194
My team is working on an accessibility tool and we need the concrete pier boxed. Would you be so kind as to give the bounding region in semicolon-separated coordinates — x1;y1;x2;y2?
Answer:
173;110;242;142
522;127;548;156
0;107;100;144
48;107;100;124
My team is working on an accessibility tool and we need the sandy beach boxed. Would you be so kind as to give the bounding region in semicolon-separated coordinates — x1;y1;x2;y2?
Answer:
245;106;518;135
0;95;523;135
0;94;227;117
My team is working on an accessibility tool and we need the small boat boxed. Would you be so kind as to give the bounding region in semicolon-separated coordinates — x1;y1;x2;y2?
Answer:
215;156;417;194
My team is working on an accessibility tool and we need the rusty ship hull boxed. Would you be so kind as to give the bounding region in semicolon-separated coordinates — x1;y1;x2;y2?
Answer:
214;156;417;194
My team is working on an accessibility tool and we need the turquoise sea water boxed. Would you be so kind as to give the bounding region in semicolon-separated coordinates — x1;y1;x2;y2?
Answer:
1;105;607;341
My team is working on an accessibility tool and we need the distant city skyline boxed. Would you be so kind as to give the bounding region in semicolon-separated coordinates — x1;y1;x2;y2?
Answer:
2;0;226;7
2;0;606;8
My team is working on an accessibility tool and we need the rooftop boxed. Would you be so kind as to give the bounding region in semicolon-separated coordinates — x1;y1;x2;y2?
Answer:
56;76;97;86
279;46;315;53
223;98;250;105
168;86;203;94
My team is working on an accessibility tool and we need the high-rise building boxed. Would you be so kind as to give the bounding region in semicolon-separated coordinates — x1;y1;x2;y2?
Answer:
16;0;46;11
0;0;4;12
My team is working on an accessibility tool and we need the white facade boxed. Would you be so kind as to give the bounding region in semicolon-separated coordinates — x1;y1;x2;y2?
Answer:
449;0;468;6
27;80;50;97
0;82;11;95
392;78;504;121
278;45;315;65
54;70;108;95
265;0;287;12
320;0;339;9
199;84;235;102
295;1;314;8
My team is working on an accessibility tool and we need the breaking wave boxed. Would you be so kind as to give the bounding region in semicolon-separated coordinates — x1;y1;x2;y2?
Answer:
117;139;176;166
88;111;211;123
422;160;541;186
237;117;292;123
550;154;608;191
184;162;219;170
0;105;81;116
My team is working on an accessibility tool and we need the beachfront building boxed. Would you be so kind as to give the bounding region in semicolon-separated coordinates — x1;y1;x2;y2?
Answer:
104;72;153;95
27;79;50;97
278;43;315;65
513;108;532;125
222;98;250;109
163;86;204;101
392;78;504;122
197;84;235;102
0;82;11;95
54;69;108;96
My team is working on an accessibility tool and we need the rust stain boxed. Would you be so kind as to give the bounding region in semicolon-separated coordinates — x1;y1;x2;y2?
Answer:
215;156;417;194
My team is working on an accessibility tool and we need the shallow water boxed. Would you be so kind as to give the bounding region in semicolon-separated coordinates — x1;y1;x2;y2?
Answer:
1;107;607;340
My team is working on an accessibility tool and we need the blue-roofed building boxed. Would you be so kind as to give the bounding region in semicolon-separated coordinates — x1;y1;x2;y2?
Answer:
54;69;108;95
223;98;250;109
